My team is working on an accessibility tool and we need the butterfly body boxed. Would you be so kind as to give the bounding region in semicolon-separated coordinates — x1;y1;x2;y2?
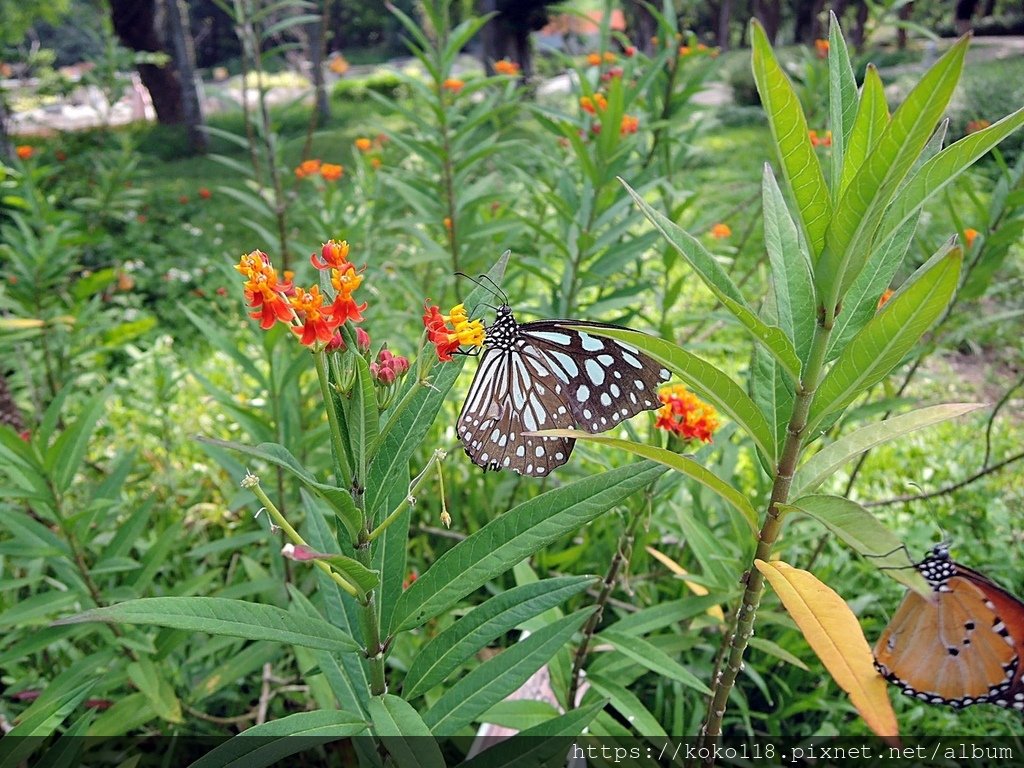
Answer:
456;305;670;475
874;544;1024;711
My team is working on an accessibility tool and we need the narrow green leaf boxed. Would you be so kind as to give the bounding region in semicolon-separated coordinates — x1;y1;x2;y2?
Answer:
819;38;968;308
808;244;961;435
827;12;858;197
423;608;596;736
748;636;810;670
532;433;757;533
55;597;359;652
598;630;711;695
45;388;108;494
301;552;380;596
751;20;831;258
187;711;368;768
126;658;182;724
461;700;607;768
0;680;94;768
762;163;816;362
791;403;984;498
877;105;1024;248
623;180;801;379
368;695;446;768
391;462;666;632
782;495;929;596
87;693;155;737
197;438;361;540
568;327;777;463
403;576;597;700
587;674;667;738
341;353;379;480
0;590;79;628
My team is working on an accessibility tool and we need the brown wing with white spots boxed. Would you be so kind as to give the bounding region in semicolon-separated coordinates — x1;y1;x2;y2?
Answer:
874;549;1024;710
519;321;670;433
456;344;576;476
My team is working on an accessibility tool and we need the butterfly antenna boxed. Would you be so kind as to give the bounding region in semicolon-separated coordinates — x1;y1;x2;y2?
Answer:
454;271;501;302
476;273;508;305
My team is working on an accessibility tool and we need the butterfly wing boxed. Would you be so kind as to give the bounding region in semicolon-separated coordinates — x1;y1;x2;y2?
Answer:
456;343;576;476
519;320;671;433
874;569;1022;709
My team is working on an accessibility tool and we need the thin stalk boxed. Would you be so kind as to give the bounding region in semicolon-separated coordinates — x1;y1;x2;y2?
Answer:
244;475;360;599
699;313;833;760
314;350;352;490
367;449;446;542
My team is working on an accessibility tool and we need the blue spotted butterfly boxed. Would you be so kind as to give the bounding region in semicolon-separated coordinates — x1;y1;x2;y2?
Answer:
457;303;671;475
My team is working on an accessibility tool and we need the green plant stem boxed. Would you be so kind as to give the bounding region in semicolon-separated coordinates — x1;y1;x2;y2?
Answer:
314;350;353;490
355;510;387;695
244;476;360;599
367;449;446;542
699;315;833;761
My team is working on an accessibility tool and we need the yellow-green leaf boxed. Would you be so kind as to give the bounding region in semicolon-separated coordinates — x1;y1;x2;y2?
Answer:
755;559;898;739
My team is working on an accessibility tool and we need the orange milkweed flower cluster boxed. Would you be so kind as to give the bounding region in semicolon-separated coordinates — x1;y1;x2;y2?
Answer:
423;303;485;362
355;137;373;152
320;163;344;181
15;145;34;160
963;228;979;248
877;288;894;310
236;240;369;347
966;119;990;134
709;223;732;239
815;39;830;58
620;115;640;135
494;59;520;76
655;384;720;443
295;159;344;181
442;78;464;94
809;129;832;147
580;93;608;115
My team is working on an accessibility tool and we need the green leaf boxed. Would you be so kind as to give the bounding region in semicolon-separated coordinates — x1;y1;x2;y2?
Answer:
807;243;961;435
827;12;858;197
403;576;597;700
126;658;182;724
751;20;831;259
187;711;368;768
197;438;361;540
840;66;889;198
877;105;1024;248
586;674;667;738
0;681;94;768
87;693;155;737
368;695;446;768
45;388;108;494
532;433;757;533
748;636;810;670
298;551;380;596
782;495;929;596
423;607;596;736
390;462;666;632
461;700;607;768
762;163;816;362
341;353;379;481
567;327;777;463
598;629;711;695
791;403;984;498
818;38;968;309
623;180;801;379
55;597;359;652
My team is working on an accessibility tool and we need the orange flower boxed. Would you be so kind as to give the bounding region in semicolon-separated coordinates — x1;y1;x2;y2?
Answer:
355;137;373;152
320;163;343;181
290;284;342;346
198;187;212;199
815;38;830;58
370;157;382;169
809;129;832;147
236;249;295;329
679;45;692;57
602;51;616;63
423;302;484;362
15;145;34;160
580;93;607;114
877;288;894;310
709;223;732;239
586;53;602;67
964;228;979;248
494;59;520;76
655;384;720;443
295;159;321;179
966;119;990;134
328;54;349;75
443;216;453;231
442;78;464;93
620;114;640;135
312;239;351;270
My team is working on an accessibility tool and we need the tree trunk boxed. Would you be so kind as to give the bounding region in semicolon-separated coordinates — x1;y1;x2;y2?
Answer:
480;1;550;79
753;0;782;42
623;0;657;54
0;96;12;163
309;12;330;121
717;0;733;50
164;0;208;152
109;0;185;124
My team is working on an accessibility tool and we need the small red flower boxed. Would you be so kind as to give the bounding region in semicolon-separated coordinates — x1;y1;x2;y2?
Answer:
198;187;212;199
